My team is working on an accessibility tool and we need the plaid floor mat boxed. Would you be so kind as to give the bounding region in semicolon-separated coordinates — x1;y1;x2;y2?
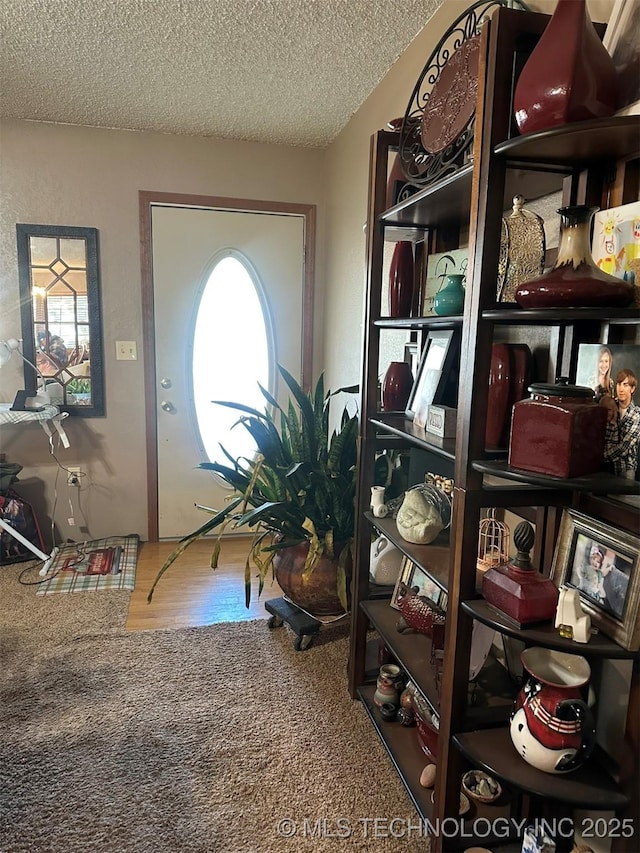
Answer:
36;535;139;595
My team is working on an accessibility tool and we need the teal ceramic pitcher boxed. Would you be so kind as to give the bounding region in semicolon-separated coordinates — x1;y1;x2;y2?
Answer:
434;273;465;316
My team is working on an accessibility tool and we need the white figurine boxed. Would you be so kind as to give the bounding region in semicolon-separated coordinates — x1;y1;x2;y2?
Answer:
554;587;592;644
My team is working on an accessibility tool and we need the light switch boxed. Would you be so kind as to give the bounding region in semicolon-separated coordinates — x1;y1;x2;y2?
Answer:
116;341;137;360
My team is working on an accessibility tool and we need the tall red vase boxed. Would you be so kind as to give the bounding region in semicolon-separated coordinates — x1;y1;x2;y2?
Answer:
389;242;414;318
513;0;617;136
382;361;414;412
485;344;511;450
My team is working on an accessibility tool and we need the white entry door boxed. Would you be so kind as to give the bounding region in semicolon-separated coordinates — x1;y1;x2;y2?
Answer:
151;204;305;539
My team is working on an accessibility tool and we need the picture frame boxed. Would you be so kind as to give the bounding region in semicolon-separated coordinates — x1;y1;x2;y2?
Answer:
575;343;640;397
406;328;460;427
591;202;640;306
423;249;468;316
390;556;444;611
603;0;640;117
550;509;640;651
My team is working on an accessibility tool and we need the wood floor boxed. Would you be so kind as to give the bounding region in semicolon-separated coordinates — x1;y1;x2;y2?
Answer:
127;537;283;631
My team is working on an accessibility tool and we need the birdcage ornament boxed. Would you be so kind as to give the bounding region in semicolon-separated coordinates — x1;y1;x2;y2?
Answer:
477;509;510;574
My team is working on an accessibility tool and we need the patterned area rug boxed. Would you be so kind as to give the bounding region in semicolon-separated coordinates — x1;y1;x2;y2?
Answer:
36;534;139;595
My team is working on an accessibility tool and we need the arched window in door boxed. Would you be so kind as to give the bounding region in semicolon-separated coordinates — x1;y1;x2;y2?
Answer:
192;251;274;469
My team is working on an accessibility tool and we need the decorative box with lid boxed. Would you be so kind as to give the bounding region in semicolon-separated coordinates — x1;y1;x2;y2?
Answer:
508;379;607;478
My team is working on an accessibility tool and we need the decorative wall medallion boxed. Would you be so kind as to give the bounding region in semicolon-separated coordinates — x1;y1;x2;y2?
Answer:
421;35;481;155
398;0;527;188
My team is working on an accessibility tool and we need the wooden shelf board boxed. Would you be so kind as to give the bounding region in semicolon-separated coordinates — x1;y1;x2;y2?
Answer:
374;316;463;330
364;514;451;593
472;460;640;495
358;687;516;851
361;599;441;711
381;164;474;229
495;116;640;166
369;415;456;459
482;306;640;324
453;727;629;810
462;599;638;660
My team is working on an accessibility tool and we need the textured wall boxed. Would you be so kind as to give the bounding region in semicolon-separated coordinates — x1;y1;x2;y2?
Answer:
0;122;325;544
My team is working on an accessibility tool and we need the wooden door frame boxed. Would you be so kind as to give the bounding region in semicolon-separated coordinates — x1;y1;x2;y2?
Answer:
139;190;316;542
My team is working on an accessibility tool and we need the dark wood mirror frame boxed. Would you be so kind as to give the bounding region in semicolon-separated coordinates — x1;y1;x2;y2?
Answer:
16;223;105;417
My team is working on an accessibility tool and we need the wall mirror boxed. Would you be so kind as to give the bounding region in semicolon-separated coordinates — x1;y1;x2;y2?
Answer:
16;224;105;416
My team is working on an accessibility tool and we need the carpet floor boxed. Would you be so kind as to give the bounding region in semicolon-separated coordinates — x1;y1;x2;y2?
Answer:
0;563;430;852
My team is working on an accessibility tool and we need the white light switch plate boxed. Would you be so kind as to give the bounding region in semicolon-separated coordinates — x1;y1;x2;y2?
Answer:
116;341;137;360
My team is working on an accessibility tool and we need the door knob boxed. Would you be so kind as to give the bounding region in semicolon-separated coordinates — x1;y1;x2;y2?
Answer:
160;378;172;389
161;400;176;413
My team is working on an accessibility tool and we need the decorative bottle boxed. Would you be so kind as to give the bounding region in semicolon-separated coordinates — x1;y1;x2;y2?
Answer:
389;241;414;317
514;206;634;309
513;0;617;136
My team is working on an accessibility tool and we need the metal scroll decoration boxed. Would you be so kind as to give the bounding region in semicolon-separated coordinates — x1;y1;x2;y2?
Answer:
398;0;529;189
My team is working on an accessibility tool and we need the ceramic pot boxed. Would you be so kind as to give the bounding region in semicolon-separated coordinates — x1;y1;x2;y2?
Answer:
515;205;634;309
510;647;595;774
369;536;403;586
434;273;465;316
374;663;402;707
509;378;607;478
382;361;413;412
273;541;350;616
513;0;617;135
389;241;414;317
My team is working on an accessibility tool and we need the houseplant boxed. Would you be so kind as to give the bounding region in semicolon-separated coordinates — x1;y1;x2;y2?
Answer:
147;365;360;614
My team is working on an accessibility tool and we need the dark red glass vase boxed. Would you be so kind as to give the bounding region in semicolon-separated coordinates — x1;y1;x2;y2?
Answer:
382;361;413;412
389;241;414;317
513;0;617;135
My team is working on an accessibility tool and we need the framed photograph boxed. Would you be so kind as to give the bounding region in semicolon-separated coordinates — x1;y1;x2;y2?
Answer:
390;556;444;611
603;0;640;116
576;343;640;398
406;329;460;427
423;249;468;316
591;202;640;307
550;509;640;651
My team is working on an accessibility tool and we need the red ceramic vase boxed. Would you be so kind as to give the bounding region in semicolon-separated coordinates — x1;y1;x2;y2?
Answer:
389;241;414;317
515;206;634;309
382;361;414;412
513;0;617;135
485;344;511;449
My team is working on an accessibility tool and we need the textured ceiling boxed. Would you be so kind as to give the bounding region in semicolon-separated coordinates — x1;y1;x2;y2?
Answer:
1;0;444;148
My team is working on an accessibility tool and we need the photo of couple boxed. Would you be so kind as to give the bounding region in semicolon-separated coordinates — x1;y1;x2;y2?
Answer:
576;343;640;481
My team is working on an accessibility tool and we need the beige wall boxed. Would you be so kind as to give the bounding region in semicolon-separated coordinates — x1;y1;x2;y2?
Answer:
0;122;326;544
0;0;615;545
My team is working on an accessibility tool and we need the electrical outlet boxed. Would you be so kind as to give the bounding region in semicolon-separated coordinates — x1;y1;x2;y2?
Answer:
67;466;82;486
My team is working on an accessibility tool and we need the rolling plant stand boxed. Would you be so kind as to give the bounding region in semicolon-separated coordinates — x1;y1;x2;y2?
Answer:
264;596;322;651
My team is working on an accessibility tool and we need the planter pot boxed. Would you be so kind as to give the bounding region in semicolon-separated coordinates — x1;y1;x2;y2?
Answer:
273;541;351;616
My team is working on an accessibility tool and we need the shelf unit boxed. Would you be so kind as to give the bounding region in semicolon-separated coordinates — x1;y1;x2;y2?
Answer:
348;6;639;853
